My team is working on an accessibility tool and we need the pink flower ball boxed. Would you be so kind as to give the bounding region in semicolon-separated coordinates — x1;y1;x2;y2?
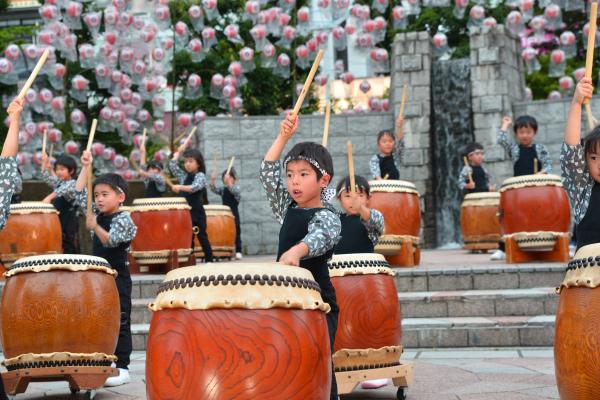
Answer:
550;49;565;64
188;38;203;53
91;142;105;157
432;32;447;48
295;45;309;59
65;140;79;155
70;109;85;124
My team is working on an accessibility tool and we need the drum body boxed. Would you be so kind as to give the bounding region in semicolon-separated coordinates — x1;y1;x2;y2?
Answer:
130;198;193;266
0;255;120;370
328;254;401;352
194;205;236;259
146;263;332;400
367;180;420;237
460;192;501;250
555;244;600;399
0;202;62;266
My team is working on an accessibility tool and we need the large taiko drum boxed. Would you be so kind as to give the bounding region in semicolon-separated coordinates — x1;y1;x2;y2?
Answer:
0;255;120;372
555;244;600;399
0;202;62;267
328;253;401;353
460;192;501;250
146;263;332;400
130;198;193;268
499;174;570;251
193;204;236;259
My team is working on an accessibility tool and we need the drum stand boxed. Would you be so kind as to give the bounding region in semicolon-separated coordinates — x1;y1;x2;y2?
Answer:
2;366;117;399
128;250;195;274
505;233;570;264
384;241;420;268
335;362;413;400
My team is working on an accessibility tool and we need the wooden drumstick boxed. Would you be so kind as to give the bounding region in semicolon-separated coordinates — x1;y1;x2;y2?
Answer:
129;154;140;171
42;129;47;155
586;103;596;130
17;48;50;100
225;156;235;176
174;131;186;144
399;84;408;118
86;118;98;152
180;126;197;149
383;174;389;180
463;156;474;183
48;144;53;159
534;158;539;174
142;127;147;147
85;119;98;216
322;99;331;148
292;49;325;117
161;172;175;189
584;2;598;111
347;141;356;193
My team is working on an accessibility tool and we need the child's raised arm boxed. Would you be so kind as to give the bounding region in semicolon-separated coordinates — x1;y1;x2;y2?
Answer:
75;150;93;191
264;114;298;161
2;98;24;157
566;77;594;145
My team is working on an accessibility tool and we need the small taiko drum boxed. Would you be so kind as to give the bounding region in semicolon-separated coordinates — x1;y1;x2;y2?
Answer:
499;174;570;251
194;204;236;259
0;254;120;373
130;198;193;269
555;244;600;399
460;192;501;250
328;254;401;353
0;202;62;268
146;263;332;400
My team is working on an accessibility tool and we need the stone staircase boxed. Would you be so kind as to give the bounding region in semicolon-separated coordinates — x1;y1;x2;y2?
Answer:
127;262;566;350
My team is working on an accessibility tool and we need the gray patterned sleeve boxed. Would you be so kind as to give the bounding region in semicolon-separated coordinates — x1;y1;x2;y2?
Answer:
42;169;60;189
148;173;167;193
259;159;292;224
560;142;591;208
0;157;17;231
302;208;341;258
228;184;242;202
14;172;22;195
55;179;77;200
497;130;518;161
393;138;405;167
537;144;552;173
458;165;471;190
363;208;385;245
106;212;137;248
74;188;99;214
209;182;224;196
190;172;207;193
167;160;186;184
369;154;381;179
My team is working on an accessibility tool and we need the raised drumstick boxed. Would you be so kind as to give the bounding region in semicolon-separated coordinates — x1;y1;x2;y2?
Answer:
383;174;389;180
292;49;325;117
180;126;197;150
534;158;539;174
463;156;474;183
584;2;598;126
86;119;98;152
225;156;235;176
399;85;408;118
347;141;356;193
142;127;147;147
17;48;50;100
322;99;331;148
42;129;47;155
48;144;54;159
85;119;98;216
161;172;175;189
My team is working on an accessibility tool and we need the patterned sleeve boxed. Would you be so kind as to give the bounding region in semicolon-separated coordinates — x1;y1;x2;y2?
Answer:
393;138;405;167
190;172;207;193
560;142;591;206
363;208;385;245
209;182;224;196
497;130;518;161
74;188;99;214
106;212;137;248
14;172;22;195
55;179;77;200
458;165;471;190
302;208;342;258
229;184;242;202
0;157;17;231
42;169;60;189
537;144;552;173
148;173;167;193
369;154;381;179
167;160;186;184
259;159;292;224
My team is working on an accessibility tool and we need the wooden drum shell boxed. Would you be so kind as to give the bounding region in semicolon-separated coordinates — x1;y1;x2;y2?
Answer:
460;194;501;249
367;180;420;237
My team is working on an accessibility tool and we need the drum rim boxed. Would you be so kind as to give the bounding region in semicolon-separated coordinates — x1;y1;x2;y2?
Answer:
204;204;233;211
7;254;116;277
3;352;117;367
463;192;501;200
9;201;58;212
499;174;563;192
132;197;188;205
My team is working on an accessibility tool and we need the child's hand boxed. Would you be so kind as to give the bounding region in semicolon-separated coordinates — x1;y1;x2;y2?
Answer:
501;116;512;131
279;246;303;267
488;184;496;192
172;151;180;160
41;152;50;170
86;212;97;230
465;181;475;190
574;77;594;105
279;114;298;140
347;192;364;215
171;184;181;193
6;98;23;118
81;150;92;167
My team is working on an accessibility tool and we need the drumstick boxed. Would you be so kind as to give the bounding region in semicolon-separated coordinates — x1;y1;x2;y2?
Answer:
174;131;186;144
586;103;596;130
42;129;47;155
141;127;147;147
399;85;408;118
129;154;140;171
534;158;539;174
292;49;325;117
17;48;50;100
322;99;331;147
225;156;235;176
180;126;197;149
463;156;474;183
48;144;53;159
161;172;175;188
86;118;98;152
347;141;356;193
383;174;389;180
85;119;98;216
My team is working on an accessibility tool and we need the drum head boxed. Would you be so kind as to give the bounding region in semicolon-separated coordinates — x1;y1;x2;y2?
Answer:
558;243;600;292
500;174;563;192
6;254;115;277
328;253;394;277
131;197;190;212
9;202;58;215
368;180;419;195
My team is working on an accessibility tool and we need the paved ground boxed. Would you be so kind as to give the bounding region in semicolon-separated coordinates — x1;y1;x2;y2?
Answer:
9;347;558;399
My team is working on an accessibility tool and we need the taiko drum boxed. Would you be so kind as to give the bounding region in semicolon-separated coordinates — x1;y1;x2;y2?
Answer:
146;263;332;400
194;205;236;259
328;253;401;351
367;180;421;237
460;192;501;250
0;202;62;267
554;244;600;399
0;255;120;370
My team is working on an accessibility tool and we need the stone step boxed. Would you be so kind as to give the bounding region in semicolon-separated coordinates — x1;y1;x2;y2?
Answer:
132;316;556;351
394;264;566;292
399;287;558;318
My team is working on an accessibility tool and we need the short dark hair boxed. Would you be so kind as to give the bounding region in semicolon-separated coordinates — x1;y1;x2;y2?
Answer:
584;125;600;159
222;167;237;180
182;149;206;173
465;142;484;156
513;115;538;134
55;155;77;178
377;129;395;143
284;142;334;180
146;161;163;171
93;173;128;198
336;175;371;197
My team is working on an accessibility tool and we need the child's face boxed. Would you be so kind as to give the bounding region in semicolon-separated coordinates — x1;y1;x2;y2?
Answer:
587;150;600;183
148;167;161;175
338;189;368;215
286;160;330;207
93;183;125;214
184;157;199;173
515;126;536;147
378;134;395;156
55;165;71;181
468;150;485;166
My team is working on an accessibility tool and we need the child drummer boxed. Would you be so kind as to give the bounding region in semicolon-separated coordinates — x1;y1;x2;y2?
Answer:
75;151;137;387
369;115;405;180
260;113;341;400
136;141;166;198
498;115;552;176
459;143;494;194
562;77;600;250
210;167;243;259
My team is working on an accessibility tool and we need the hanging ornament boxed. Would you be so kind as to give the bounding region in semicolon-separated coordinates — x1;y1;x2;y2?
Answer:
250;24;268;51
544;4;562;31
210;73;224;99
239;47;256;72
560;31;577;58
369;48;389;73
202;0;221;20
225;24;244;45
453;0;468;19
332;27;347;51
188;5;205;32
188;38;205;63
274;53;291;78
468;5;485;32
393;6;408;28
549;49;566;77
558;76;574;95
521;47;540;74
295;45;310;69
185;74;202;100
70;109;87;135
261;42;277;68
505;11;524;36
